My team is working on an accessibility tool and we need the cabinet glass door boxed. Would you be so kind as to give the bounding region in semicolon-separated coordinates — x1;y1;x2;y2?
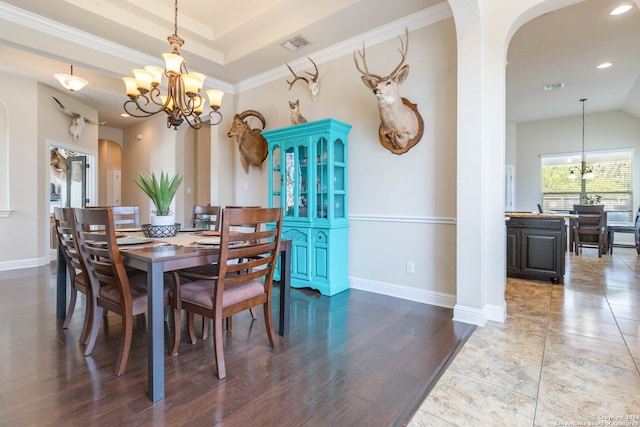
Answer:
315;137;328;218
284;144;309;218
333;138;346;219
270;145;282;209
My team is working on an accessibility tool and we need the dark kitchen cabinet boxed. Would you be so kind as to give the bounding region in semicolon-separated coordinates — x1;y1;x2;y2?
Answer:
506;216;566;284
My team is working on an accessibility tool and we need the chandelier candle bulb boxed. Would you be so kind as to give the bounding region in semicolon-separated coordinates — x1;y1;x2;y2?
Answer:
159;96;174;111
132;69;153;93
122;77;140;97
193;98;204;114
207;90;224;109
182;73;204;96
162;53;184;75
144;66;164;86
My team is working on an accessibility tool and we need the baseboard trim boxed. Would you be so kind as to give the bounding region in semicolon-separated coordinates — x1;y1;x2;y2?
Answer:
485;302;507;323
453;302;507;326
453;304;488;326
350;276;456;308
0;256;50;272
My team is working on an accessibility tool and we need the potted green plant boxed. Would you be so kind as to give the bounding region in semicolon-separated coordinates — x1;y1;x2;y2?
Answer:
134;170;182;226
583;194;602;205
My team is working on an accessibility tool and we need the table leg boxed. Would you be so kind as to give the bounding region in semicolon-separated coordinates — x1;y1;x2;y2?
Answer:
147;261;165;402
278;240;291;337
56;246;67;319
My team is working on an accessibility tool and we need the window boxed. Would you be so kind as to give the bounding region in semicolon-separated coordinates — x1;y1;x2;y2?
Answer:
541;149;633;221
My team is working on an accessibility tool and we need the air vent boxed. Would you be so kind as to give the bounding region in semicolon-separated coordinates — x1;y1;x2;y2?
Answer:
543;82;565;91
281;36;309;52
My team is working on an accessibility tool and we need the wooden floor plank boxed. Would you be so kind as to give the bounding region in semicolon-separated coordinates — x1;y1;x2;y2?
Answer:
0;263;474;426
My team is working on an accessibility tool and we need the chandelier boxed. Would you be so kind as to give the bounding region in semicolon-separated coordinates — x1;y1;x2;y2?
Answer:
54;65;89;92
122;0;223;130
568;98;594;180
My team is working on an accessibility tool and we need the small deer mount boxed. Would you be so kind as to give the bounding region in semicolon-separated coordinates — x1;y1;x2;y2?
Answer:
286;57;320;101
354;28;424;155
289;100;308;125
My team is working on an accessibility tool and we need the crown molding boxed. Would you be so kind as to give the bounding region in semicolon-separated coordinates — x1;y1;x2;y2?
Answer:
235;2;453;93
0;2;235;94
0;1;450;96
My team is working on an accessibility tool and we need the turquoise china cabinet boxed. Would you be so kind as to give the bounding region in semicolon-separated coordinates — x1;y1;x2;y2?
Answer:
263;118;351;296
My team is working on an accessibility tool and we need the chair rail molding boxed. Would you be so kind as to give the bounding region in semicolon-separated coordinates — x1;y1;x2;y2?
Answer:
348;214;456;225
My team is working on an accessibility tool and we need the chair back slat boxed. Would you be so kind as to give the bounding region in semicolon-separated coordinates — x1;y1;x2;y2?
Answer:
192;205;222;230
73;207;133;307
572;204;606;256
217;207;282;290
88;206;140;228
54;207;84;281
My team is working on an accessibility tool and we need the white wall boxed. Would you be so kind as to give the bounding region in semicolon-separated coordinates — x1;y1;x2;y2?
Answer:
0;73;99;269
232;22;459;302
515;110;640;212
121;115;181;224
0;73;40;267
121;109;236;226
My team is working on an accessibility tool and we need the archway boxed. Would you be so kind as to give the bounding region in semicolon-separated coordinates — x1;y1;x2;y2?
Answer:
447;0;584;325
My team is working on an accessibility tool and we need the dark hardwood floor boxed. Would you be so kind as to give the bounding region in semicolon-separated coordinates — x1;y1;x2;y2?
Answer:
0;262;475;427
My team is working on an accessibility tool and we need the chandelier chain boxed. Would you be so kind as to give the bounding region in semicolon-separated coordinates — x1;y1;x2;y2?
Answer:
581;97;586;163
173;0;178;37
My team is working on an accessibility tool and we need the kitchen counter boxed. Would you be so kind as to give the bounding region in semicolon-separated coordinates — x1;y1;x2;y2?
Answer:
505;211;577;219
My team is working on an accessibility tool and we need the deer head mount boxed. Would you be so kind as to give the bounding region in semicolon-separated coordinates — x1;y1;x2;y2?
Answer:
227;110;268;174
286;57;320;101
354;28;424;155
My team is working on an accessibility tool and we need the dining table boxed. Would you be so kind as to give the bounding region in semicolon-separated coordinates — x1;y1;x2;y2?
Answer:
55;229;292;402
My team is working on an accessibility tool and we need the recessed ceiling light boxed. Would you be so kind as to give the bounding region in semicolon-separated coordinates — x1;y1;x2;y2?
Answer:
597;62;612;69
121;113;130;118
543;82;565;91
281;36;309;52
610;5;633;15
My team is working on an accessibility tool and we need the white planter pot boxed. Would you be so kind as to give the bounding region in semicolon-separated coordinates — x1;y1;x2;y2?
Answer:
151;215;175;226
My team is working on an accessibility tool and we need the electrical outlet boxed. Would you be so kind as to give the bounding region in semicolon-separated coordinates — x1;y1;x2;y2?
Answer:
406;261;415;274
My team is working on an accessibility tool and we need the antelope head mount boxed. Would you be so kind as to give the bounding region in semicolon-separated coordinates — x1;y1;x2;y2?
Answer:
286;57;320;101
227;110;268;174
354;28;424;154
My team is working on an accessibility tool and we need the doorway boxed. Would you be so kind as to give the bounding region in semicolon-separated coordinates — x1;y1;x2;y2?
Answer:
49;144;96;259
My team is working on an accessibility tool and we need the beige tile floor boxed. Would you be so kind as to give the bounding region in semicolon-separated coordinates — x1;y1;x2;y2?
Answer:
409;246;640;427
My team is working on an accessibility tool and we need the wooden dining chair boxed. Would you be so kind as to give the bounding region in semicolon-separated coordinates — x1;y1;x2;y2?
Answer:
181;206;262;339
608;207;640;254
171;207;283;379
87;205;140;228
191;205;222;230
572;204;607;257
54;207;92;343
111;206;140;228
73;207;178;376
88;205;140;229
